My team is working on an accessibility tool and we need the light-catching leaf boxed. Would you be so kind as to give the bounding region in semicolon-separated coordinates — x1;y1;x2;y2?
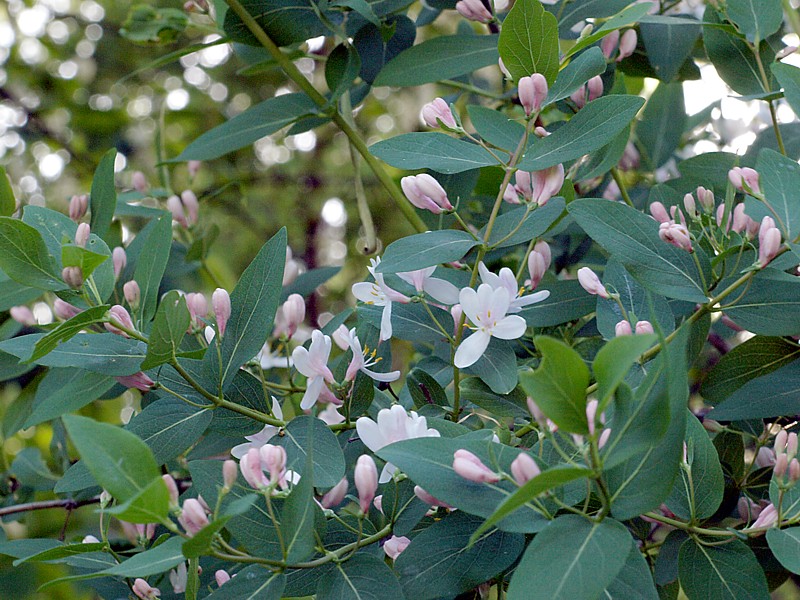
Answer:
376;230;480;273
544;47;606;105
725;0;782;43
141;290;190;369
0;217;64;291
370;133;500;174
0;166;15;217
498;0;559;84
678;538;770;600
755;148;800;240
89;149;117;239
28;305;110;362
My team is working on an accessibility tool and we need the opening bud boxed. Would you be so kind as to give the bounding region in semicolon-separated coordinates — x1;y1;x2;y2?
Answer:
453;449;500;484
400;174;453;214
123;280;141;309
510;452;540;486
354;454;379;514
212;288;232;337
74;222;91;247
112;247;127;280
62;266;84;289
577;267;610;299
69;194;89;222
421;98;458;129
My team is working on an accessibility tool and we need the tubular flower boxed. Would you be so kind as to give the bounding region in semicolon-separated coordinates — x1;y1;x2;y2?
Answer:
518;73;548;116
577;267;610;298
478;262;550;313
354;455;378;514
343;328;401;383
526;241;551;290
231;397;283;458
351;257;410;341
397;267;460;304
728;166;761;194
291;329;335;410
454;284;528;369
658;221;693;252
514;165;565;206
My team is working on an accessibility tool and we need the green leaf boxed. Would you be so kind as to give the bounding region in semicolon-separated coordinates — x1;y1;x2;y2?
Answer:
517;95;645;171
224;0;331;47
0;333;146;375
325;43;361;101
89;149;117;239
569;198;709;302
281;266;341;301
640;16;701;83
397;512;524;600
702;336;800;404
104;536;184;577
11;447;57;491
125;397;212;464
703;8;776;96
576;125;631;180
519;336;589;433
377;437;549;532
63;414;161;502
24;368;115;427
141;291;190;369
563;2;654;60
480;197;565;249
203;228;286;391
459;377;527;418
281;417;316;563
13;542;106;566
28;305;110;362
772;62;800;117
553;0;635;33
665;414;724;520
174;93;316;161
471;465;593;543
723;272;800;336
638;82;687;168
407;368;450;409
726;0;782;43
755;148;800;240
520;279;597;327
317;553;404;600
498;0;559;84
370;133;500;174
105;476;171;524
0;166;15;217
593;334;657;410
204;566;286;599
544;47;607;105
507;515;632;600
120;5;188;43
767;528;800;575
678;538;770;600
377;230;480;273
0;273;40;312
61;244;109;280
132;213;172;325
274;416;345;488
603;543;660;599
0;217;64;291
374;34;499;87
468;106;525;152
463;338;518;395
707;358;800;421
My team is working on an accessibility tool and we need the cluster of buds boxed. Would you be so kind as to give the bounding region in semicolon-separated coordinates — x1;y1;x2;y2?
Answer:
354;455;378;514
757;216;782;268
518;73;548;117
401;174;454;215
504;165;565;206
614;319;654;336
240;444;292;492
570;76;603;109
577;267;610;299
728;167;761;195
166;191;199;228
120;521;156;546
715;203;758;238
421;98;459;130
455;0;493;23
773;430;800;485
178;497;210;537
600;29;637;62
649;202;692;252
526;241;551;290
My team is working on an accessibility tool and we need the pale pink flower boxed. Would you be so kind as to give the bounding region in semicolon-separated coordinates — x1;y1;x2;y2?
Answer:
421;98;457;129
455;0;493;22
181;190;199;225
658;221;693;252
123;281;141;309
105;305;135;337
355;455;378;514
510;452;540;486
601;30;620;59
170;563;187;594
518;74;548;116
748;503;778;531
163;474;180;506
231;397;283;458
114;372;155;392
133;578;161;599
69;194;88;222
215;570;231;587
352;257;410;341
318;403;345;425
526;241;551;289
320;477;348;509
62;266;83;288
281;293;305;338
383;535;411;560
635;320;654;334
577;267;609;298
53;298;81;320
617;29;637;61
397;267;460;304
292;329;335;410
453;449;500;484
112;247;127;280
132;171;148;193
587;76;604;101
514;165;565;206
211;288;231;337
74;222;90;247
478;262;550;313
9;306;35;326
414;485;453;508
178;498;209;536
343;328;400;383
649;201;670;223
758;221;782;268
166;195;188;227
615;320;632;336
728;166;760;194
400;174;453;215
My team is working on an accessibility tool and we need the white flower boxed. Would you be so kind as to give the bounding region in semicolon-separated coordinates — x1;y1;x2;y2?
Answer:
352;257;410;341
318;404;345;425
454;284;528;369
396;267;460;305
478;262;549;313
344;328;401;383
231;397;284;459
292;330;335;410
169;563;188;594
356;405;440;483
258;341;293;370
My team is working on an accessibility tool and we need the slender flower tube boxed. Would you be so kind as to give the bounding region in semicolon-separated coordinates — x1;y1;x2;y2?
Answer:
291;329;335;409
343;328;401;383
355;455;378;514
577;267;610;298
162;474;180;506
414;485;453;508
397;266;460;304
453;449;500;484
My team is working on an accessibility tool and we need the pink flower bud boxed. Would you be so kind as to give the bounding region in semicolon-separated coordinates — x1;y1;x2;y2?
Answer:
400;174;453;214
531;164;565;206
774;454;789;478
62;266;83;288
223;460;238;490
746;216;760;239
132;171;148;193
414;485;453;508
670;205;686;227
282;293;305;338
455;0;493;23
615;320;632;336
181;190;199;226
750;503;778;529
114;372;155;392
758;226;781;268
518;73;548;116
188;160;202;177
179;498;209;536
185;293;208;330
383;535;411;560
167;195;188;227
683;193;697;218
775;430;789;455
601;30;620;59
133;578;161;600
123;280;141;309
240;448;269;489
527;397;547;425
618;142;640;171
585;399;598;436
658;221;693;252
355;454;378;513
10;306;35;326
373;495;383;514
617;29;637;61
527;241;551;289
587;76;604;101
728;167;761;194
112;247;127;280
534;126;550;137
570;85;587;109
503;183;521;204
510;452;540;486
215;570;231;587
498;57;512;79
105;305;135;337
577;267;610;299
730;203;749;234
162;474;180;506
790;458;800;482
696;186;715;212
635;320;654;335
598;428;611;448
453;449;500;484
777;45;798;60
788;432;798;460
74;222;91;247
53;298;81;320
421;98;457;129
649;201;670;223
450;304;464;335
259;444;287;486
320;477;348;509
212;288;231;337
82;535;100;544
69;194;89;222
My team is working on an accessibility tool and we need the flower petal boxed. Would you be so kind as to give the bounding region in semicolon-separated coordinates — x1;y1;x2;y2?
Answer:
492;315;527;340
423;277;460;304
459;287;480;323
291;346;312;377
511;289;550;309
454;330;491;368
356;416;385;452
300;376;324;410
380;301;393;341
361;366;401;382
352;281;385;305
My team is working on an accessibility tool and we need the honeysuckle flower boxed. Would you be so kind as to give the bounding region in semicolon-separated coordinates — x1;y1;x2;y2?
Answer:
320;477;348;509
132;171;147;193
422;97;457;129
598;429;611;448
292;329;335;410
162;474;180;506
170;563;188;594
53;298;81;320
115;371;155;392
670;205;686;226
181;190;199;225
215;570;231;587
618;142;640;171
526;240;551;290
261;444;287;484
240;447;270;489
659;221;693;252
343;328;401;383
478;263;550;313
586;399;599;436
231;397;283;458
758;219;782;267
281;293;305;338
123;280;140;309
384;535;411;560
453;449;500;484
222;460;238;490
352;257;410;341
790;458;800;482
120;522;156;545
112;246;126;279
400;174;454;215
601;29;620;58
373;495;383;514
62;266;83;288
356;404;441;483
518;73;548;116
167;195;188;227
258;342;293;370
774;453;788;477
9;306;35;326
188;160;202;177
283;247;301;286
397;267;460;304
615;320;633;336
455;284;528;369
617;29;637;61
510;452;540;486
577;267;609;299
731;203;749;234
105;305;135;337
212;288;231;337
587;75;604;100
69;194;88;222
133;578;161;600
728;166;760;194
355;455;378;514
455;0;493;22
178;498;209;536
514;165;565;206
82;535;100;544
649;201;670;223
318;403;345;425
75;222;90;247
635;320;654;335
748;503;778;531
695;186;715;212
570;85;587;109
